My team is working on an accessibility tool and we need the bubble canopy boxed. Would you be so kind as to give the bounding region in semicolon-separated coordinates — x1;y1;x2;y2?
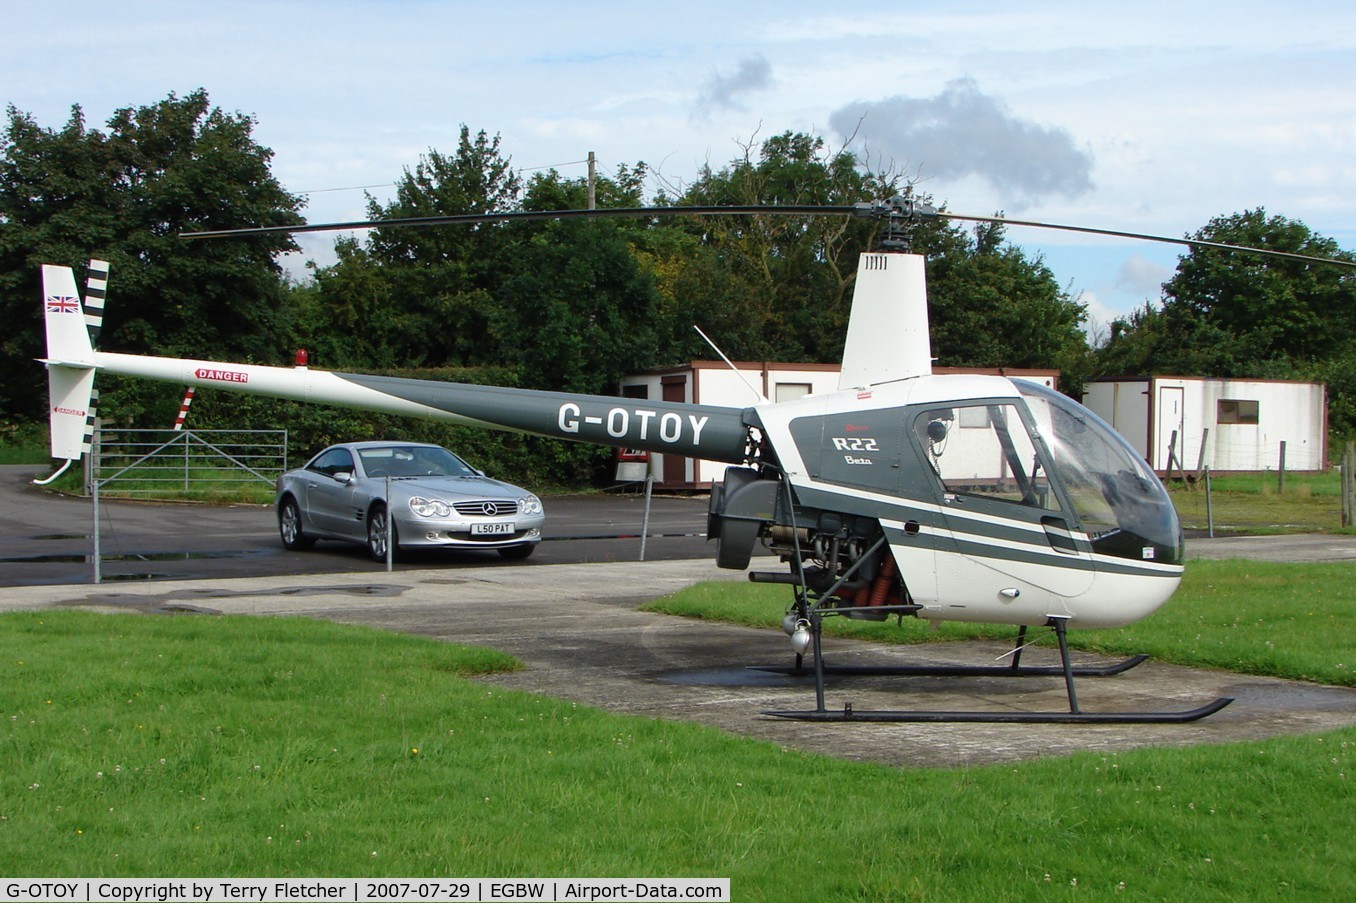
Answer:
1015;379;1183;565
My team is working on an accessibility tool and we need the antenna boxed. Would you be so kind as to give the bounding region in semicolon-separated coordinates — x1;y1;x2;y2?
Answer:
693;325;769;404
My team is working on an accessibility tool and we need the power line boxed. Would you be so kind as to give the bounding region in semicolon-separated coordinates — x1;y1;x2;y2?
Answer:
294;182;395;196
517;158;591;172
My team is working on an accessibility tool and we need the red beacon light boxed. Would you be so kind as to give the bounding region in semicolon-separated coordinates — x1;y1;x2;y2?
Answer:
295;348;309;368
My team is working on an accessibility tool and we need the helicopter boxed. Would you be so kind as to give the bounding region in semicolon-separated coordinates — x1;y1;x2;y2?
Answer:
37;197;1352;723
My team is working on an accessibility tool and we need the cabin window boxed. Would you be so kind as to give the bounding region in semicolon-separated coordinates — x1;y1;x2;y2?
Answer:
915;404;1060;511
958;406;991;428
1217;398;1260;425
1016;379;1183;563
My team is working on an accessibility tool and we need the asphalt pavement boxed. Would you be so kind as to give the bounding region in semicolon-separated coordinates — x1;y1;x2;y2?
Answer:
0;464;718;586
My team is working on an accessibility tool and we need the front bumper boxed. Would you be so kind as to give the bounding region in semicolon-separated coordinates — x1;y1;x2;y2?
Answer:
393;511;545;550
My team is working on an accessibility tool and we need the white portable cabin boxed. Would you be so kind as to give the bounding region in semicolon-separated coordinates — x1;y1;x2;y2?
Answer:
1082;376;1327;474
619;362;1058;489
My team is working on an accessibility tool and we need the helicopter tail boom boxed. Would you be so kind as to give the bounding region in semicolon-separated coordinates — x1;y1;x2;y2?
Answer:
84;350;754;463
38;264;754;464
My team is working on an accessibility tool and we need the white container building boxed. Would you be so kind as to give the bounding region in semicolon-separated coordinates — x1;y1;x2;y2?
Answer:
1082;376;1327;474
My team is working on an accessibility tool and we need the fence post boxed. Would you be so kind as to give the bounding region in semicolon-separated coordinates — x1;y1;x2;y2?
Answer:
639;474;654;562
1343;443;1353;526
1194;428;1210;482
1204;466;1214;539
385;474;394;573
1278;441;1287;494
1166;429;1184;484
91;429;102;584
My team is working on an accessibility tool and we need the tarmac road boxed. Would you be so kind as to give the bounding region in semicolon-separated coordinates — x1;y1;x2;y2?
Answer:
0;464;719;586
2;463;1354;768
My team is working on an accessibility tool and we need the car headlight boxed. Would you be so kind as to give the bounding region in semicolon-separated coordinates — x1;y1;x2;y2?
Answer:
518;495;543;516
409;496;452;518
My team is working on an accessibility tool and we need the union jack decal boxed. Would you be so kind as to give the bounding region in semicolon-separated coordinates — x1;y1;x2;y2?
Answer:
46;295;80;314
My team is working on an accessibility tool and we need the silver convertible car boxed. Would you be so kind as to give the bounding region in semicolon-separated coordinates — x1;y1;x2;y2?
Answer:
275;441;545;561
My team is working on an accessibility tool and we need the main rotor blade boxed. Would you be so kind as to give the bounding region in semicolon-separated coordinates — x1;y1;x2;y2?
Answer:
180;200;1356;269
939;211;1356;269
178;204;849;239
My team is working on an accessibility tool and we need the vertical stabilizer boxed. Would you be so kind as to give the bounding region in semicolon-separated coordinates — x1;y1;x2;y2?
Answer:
41;265;97;461
84;258;108;345
837;252;933;390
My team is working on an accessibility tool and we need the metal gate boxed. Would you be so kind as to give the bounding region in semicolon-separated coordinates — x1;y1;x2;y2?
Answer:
87;428;288;582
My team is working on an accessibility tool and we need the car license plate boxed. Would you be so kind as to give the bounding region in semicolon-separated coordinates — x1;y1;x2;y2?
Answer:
471;522;515;536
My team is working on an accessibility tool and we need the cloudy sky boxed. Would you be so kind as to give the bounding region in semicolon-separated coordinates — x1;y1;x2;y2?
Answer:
7;1;1355;334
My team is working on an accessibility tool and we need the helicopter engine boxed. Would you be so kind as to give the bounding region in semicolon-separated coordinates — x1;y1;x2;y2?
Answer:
708;465;903;617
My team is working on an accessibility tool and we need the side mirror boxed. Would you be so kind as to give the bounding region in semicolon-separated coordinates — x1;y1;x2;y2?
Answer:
332;471;353;484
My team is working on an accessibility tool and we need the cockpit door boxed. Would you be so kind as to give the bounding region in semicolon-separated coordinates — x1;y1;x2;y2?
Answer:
912;401;1096;604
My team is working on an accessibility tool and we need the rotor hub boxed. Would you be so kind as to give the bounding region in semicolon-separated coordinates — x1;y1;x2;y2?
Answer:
853;195;940;251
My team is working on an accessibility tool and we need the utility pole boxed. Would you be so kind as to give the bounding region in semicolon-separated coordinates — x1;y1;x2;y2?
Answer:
587;151;596;209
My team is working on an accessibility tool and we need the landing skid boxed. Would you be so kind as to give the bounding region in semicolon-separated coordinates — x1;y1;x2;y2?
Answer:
764;697;1234;724
766;619;1233;725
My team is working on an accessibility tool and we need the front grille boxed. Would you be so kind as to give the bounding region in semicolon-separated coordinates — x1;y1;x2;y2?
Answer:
453;500;517;517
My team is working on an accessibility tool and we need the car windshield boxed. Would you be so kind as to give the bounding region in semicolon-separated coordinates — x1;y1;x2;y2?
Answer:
357;446;476;479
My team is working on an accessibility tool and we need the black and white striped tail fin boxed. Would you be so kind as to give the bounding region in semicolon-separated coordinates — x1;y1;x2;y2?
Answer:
82;388;100;456
84;259;108;346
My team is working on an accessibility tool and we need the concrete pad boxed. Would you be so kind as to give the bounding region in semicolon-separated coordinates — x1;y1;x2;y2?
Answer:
4;558;1354;769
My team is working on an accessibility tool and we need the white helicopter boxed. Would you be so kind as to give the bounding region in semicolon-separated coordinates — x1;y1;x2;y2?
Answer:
37;198;1348;722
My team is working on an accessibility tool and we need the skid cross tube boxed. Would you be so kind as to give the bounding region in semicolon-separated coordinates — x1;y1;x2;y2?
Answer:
763;618;1234;724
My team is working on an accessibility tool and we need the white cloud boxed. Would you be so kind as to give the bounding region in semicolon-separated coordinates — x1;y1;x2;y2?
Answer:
694;55;775;117
830;78;1094;208
1115;255;1174;299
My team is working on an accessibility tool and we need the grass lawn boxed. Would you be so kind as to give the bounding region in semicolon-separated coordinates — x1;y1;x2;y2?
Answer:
1169;470;1354;534
2;560;1354;899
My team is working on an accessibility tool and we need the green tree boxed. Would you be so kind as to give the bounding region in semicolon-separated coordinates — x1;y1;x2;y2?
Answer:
487;217;661;394
310;127;523;368
521;161;649;212
365;127;522;269
310;129;665;392
1161;209;1356;372
653;132;1088;383
664;131;905;363
1094;210;1356;436
0;90;303;423
926;220;1089;386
